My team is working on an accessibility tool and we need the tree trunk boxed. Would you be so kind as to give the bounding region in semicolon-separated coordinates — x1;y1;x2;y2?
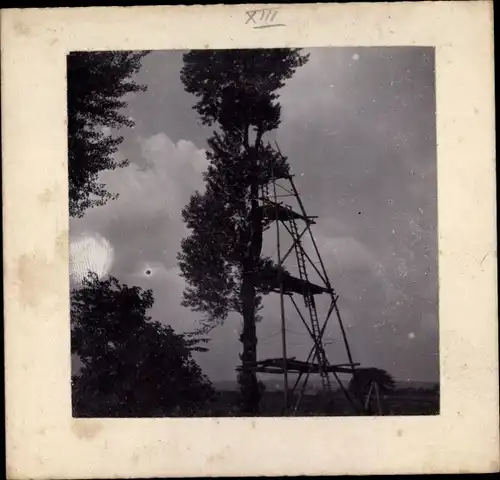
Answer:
238;139;263;415
239;266;260;415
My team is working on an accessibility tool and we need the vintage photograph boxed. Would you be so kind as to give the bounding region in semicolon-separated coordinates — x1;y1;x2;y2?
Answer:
3;2;497;477
68;47;439;418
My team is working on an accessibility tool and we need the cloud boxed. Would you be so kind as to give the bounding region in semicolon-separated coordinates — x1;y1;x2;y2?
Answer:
69;232;114;285
319;235;378;271
72;133;207;260
70;132;208;330
97;132;207;220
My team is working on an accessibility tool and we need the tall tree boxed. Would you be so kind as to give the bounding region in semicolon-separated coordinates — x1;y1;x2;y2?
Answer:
178;49;309;414
71;273;214;417
67;51;149;218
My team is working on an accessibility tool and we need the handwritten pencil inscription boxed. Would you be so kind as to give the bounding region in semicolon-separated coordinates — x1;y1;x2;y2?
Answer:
245;8;285;29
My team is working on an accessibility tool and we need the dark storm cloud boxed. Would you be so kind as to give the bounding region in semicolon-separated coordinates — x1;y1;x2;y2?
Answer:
71;47;438;383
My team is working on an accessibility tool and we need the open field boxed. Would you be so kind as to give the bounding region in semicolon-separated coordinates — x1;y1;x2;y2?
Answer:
197;387;440;417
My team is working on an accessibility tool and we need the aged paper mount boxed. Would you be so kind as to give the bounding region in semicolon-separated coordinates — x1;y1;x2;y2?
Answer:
1;2;498;478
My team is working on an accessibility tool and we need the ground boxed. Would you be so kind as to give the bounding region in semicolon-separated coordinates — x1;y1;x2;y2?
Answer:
197;386;440;417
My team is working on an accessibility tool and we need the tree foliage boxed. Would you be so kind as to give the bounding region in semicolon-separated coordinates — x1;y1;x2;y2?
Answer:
348;367;396;411
178;49;309;414
179;48;309;329
71;273;214;417
181;49;307;128
67;51;149;217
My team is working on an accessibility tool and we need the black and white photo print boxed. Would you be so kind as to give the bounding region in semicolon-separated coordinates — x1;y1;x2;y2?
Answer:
4;3;498;478
68;47;439;418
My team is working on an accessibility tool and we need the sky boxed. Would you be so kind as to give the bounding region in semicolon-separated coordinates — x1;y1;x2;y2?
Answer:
70;47;438;384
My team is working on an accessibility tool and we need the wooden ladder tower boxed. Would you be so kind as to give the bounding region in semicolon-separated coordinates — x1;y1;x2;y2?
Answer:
254;143;361;415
